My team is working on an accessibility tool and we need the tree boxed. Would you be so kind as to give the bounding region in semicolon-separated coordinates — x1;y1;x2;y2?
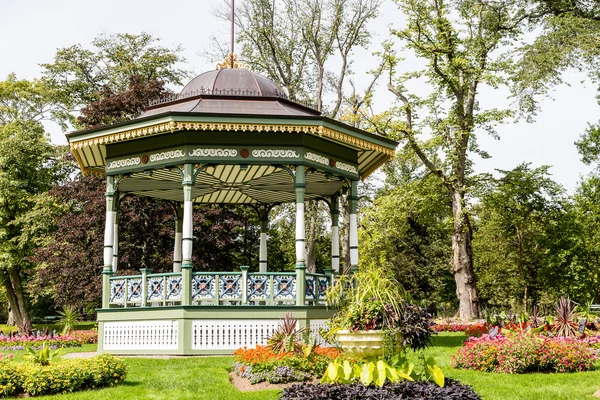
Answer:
41;32;189;128
77;76;169;128
0;74;62;125
0;119;67;331
359;151;454;306
379;0;539;320
473;164;568;310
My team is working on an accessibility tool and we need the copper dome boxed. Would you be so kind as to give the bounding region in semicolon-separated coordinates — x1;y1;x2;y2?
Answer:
180;68;288;98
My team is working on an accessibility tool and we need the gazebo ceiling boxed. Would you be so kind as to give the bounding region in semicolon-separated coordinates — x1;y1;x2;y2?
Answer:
66;66;397;201
119;164;342;204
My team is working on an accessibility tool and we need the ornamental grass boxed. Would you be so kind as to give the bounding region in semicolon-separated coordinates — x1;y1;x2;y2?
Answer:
452;333;597;373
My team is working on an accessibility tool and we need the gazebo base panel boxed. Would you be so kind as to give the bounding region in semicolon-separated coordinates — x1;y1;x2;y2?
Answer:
97;305;334;355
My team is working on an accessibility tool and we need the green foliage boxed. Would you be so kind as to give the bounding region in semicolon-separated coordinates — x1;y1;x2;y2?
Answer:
473;163;570;309
24;342;59;366
0;354;127;397
325;266;406;336
41;32;189;127
321;358;414;387
321;355;445;388
359;154;454;304
0;114;71;332
57;305;79;336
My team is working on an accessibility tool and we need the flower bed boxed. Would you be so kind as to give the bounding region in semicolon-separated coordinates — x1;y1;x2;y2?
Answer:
232;345;342;384
432;323;488;337
452;333;597;373
0;330;97;351
0;354;127;397
281;379;481;400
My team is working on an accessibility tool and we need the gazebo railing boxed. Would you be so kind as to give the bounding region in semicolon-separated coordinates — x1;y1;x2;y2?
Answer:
108;268;333;307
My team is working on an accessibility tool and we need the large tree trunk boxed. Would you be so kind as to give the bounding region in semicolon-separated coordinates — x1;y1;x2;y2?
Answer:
451;189;480;321
2;268;32;333
7;307;14;326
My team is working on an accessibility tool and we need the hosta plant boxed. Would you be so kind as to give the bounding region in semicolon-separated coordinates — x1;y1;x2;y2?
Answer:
321;355;444;387
24;342;59;366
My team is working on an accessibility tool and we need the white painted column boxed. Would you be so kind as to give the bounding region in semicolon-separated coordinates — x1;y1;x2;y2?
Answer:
349;180;359;272
112;204;119;273
331;196;340;273
102;176;117;308
181;164;195;306
259;206;268;273
182;165;194;268
295;165;306;306
173;203;183;272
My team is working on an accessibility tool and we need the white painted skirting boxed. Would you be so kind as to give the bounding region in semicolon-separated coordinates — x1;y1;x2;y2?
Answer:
103;320;179;350
191;319;279;350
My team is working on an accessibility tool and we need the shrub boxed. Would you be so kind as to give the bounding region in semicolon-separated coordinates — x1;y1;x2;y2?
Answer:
452;333;597;373
399;304;436;351
281;379;481;400
0;354;127;397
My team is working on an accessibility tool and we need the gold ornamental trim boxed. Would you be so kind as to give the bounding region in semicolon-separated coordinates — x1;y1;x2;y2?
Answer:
69;120;395;174
70;121;177;150
216;53;247;69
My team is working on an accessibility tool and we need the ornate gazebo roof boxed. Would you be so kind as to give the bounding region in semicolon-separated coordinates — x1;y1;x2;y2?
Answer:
66;67;397;204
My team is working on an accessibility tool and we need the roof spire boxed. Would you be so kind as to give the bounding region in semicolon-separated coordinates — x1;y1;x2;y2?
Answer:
217;0;245;69
230;0;235;67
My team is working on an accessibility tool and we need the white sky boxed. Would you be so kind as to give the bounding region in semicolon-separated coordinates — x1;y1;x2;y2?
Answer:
1;0;598;193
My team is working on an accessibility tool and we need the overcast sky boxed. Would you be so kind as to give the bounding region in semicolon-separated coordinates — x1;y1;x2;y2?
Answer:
1;0;598;192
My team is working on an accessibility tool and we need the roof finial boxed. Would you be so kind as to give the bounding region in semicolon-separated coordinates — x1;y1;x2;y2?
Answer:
230;0;235;68
217;0;246;69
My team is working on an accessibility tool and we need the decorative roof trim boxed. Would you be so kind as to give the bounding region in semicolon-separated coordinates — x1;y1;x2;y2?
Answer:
69;119;395;177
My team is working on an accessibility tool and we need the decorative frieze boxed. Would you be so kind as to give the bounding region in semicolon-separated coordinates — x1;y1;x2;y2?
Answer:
149;149;185;162
189;148;238;157
106;157;140;170
337;161;358;174
252;149;299;158
305;152;329;166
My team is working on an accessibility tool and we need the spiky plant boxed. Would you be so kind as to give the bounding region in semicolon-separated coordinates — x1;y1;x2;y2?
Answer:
553;297;578;338
57;305;78;336
267;313;308;354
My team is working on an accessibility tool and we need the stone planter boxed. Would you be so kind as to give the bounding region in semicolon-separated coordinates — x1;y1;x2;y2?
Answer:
336;329;402;358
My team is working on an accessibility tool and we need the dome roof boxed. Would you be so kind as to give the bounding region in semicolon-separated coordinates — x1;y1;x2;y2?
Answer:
180;68;288;99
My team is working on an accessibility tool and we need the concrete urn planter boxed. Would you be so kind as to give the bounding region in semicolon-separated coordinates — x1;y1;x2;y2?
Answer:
336;330;401;358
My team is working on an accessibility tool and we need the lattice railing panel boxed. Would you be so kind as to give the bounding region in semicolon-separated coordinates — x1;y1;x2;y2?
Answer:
103;320;179;350
191;319;279;350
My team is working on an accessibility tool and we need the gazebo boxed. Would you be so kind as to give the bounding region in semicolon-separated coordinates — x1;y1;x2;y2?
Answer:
66;61;397;355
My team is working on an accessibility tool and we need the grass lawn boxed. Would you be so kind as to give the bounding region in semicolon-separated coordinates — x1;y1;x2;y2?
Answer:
1;333;599;399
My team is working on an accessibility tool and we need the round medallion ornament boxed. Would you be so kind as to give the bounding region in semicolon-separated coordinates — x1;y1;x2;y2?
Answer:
241;149;249;158
141;155;149;164
329;159;336;168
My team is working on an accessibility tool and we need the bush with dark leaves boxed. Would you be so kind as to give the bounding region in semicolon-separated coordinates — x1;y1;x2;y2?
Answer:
399;304;436;351
280;379;481;400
